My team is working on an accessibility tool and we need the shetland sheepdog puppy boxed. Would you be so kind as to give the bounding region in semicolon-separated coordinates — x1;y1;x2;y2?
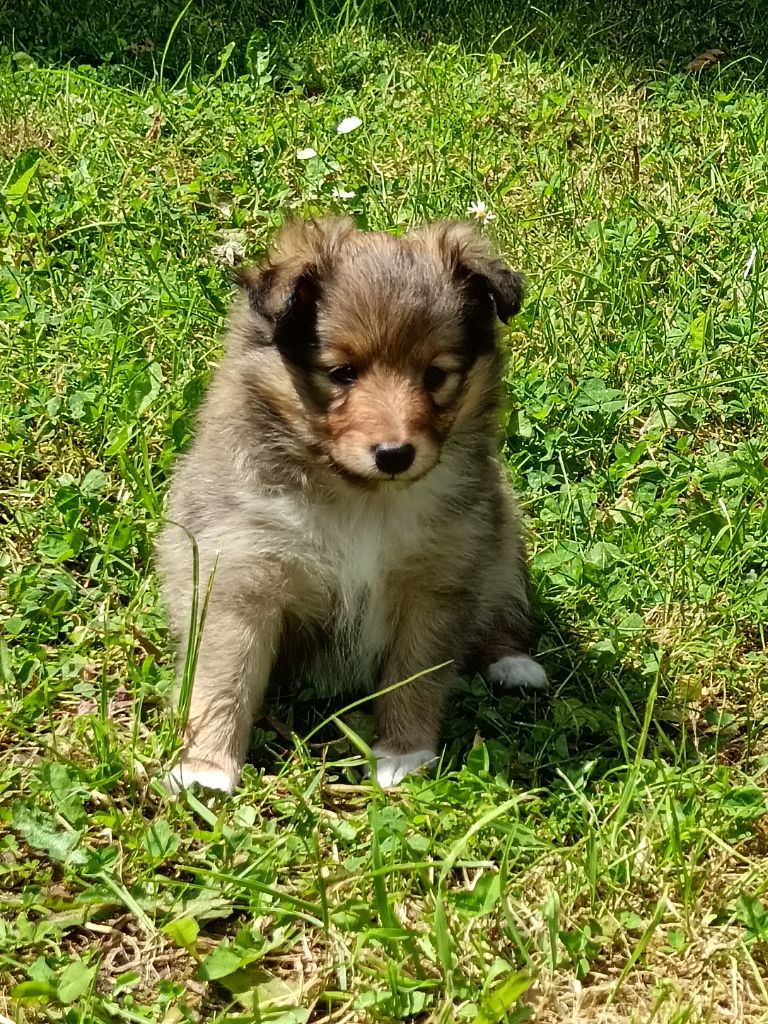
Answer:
157;217;546;794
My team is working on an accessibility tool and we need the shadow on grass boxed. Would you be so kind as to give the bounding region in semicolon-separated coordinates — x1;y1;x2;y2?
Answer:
5;0;768;82
440;597;686;791
245;593;686;791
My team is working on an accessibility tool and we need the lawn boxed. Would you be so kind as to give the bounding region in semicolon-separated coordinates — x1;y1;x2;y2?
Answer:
2;1;768;1021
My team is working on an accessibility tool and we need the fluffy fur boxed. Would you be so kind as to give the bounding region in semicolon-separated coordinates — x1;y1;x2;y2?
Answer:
157;217;546;793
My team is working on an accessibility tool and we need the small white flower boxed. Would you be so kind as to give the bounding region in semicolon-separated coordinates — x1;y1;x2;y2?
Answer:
211;238;246;266
331;187;356;199
467;200;496;224
336;116;362;135
296;147;318;160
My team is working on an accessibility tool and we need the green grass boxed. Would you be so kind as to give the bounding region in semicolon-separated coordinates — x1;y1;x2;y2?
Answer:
2;2;768;1021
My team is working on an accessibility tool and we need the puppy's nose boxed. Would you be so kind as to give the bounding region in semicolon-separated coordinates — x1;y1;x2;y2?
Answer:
374;442;415;476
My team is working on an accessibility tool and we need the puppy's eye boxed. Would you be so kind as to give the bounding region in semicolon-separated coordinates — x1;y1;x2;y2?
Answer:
328;364;358;387
424;366;448;392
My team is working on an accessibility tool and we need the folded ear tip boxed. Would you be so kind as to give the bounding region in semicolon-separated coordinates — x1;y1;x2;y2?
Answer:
232;266;266;313
274;215;356;264
230;264;251;288
495;269;526;322
414;221;524;324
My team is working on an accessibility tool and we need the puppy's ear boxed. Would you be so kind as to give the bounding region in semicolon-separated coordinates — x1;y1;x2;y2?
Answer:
415;220;525;323
235;217;355;325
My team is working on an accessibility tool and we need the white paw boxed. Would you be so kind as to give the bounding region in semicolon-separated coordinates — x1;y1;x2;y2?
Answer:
486;655;549;691
163;763;238;796
372;747;437;788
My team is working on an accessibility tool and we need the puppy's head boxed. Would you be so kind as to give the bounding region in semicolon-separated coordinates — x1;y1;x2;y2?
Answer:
237;217;524;486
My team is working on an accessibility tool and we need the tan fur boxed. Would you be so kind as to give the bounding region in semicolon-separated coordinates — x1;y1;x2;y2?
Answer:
157;218;544;793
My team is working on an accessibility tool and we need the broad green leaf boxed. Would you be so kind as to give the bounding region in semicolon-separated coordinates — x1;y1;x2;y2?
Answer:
11;980;57;1001
164;916;200;950
0;636;15;683
113;970;141;994
80;469;108;497
42;763;87;827
198;944;246;982
144;818;180;861
57;960;97;1003
222;964;299;1010
723;786;767;820
28;957;57;984
11;803;87;865
475;970;534;1024
5;151;41;200
735;893;768;940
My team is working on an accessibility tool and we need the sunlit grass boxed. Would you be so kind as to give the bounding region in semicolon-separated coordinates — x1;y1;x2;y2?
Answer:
1;3;768;1021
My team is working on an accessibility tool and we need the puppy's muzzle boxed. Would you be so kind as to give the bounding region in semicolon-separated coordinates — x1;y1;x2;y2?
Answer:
373;442;416;476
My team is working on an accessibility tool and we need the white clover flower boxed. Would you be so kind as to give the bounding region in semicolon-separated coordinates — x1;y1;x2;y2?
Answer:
296;147;318;160
331;187;356;199
211;238;246;266
467;200;496;224
336;116;362;134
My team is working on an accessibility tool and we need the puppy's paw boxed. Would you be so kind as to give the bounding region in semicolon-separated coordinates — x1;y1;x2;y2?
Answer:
371;746;437;788
486;654;549;691
163;760;238;796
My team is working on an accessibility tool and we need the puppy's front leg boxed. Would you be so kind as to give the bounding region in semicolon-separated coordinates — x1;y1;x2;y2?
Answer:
372;618;456;787
166;598;280;795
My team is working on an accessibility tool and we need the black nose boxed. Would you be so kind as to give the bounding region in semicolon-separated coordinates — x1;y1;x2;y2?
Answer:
374;443;415;476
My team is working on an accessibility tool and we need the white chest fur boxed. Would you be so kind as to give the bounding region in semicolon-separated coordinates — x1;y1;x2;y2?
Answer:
303;482;432;683
335;493;413;651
